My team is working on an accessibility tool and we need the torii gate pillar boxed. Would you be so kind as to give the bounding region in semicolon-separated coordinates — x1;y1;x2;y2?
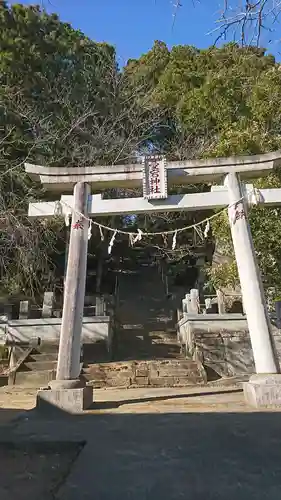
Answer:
226;172;278;374
37;182;93;412
226;172;281;407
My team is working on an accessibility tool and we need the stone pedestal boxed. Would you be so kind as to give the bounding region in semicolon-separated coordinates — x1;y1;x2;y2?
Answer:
37;380;93;413
244;374;281;408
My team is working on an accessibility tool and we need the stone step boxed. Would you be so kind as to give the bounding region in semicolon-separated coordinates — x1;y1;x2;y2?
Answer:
115;347;182;359
115;336;180;346
114;354;184;363
83;359;206;388
83;343;111;363
23;360;57;371
13;369;56;387
114;327;182;361
208;374;250;387
115;341;181;349
36;344;58;353
29;353;58;362
115;342;182;353
119;324;176;332
117;335;178;340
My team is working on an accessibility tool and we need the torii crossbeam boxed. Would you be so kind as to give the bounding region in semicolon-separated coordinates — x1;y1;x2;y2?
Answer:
25;150;281;191
25;151;281;410
28;186;281;218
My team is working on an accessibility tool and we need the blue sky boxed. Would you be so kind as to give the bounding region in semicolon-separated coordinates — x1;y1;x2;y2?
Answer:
11;1;281;63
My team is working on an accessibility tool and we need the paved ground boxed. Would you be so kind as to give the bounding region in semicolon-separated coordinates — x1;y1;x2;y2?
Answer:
0;384;255;419
1;385;281;499
0;443;81;500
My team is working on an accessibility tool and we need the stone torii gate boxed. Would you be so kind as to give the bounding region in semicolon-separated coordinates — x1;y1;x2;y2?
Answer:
25;151;281;411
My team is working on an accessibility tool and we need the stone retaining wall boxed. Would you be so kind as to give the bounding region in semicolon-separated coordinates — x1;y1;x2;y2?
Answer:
177;314;281;377
84;359;206;388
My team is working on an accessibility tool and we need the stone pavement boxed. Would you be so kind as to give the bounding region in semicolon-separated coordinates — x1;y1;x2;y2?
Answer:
1;385;281;499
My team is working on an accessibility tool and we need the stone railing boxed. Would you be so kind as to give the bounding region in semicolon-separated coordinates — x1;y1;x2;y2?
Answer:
176;289;281;378
0;291;114;321
0;315;112;347
179;288;244;318
0;291;115;356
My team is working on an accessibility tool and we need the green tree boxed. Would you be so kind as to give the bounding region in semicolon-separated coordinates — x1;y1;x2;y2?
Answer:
125;41;281;295
0;2;161;299
2;2;281;301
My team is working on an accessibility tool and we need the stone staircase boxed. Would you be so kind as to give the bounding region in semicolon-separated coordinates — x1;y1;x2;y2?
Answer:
7;256;206;389
10;345;57;387
83;259;206;388
114;262;182;361
83;359;206;388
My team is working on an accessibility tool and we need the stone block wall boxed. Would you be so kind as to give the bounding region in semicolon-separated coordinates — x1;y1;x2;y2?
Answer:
177;314;281;378
84;359;206;388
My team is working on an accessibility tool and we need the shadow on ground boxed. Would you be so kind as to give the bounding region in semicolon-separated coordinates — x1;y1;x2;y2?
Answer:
1;398;281;500
0;408;26;425
90;388;243;410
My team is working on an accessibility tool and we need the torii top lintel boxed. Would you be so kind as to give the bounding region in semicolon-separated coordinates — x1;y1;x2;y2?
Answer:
24;150;281;193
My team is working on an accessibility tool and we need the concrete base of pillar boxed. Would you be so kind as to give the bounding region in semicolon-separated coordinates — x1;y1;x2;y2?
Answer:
37;385;93;413
243;374;281;408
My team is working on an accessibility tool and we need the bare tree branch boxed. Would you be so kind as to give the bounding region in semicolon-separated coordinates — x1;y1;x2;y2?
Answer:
207;0;281;46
